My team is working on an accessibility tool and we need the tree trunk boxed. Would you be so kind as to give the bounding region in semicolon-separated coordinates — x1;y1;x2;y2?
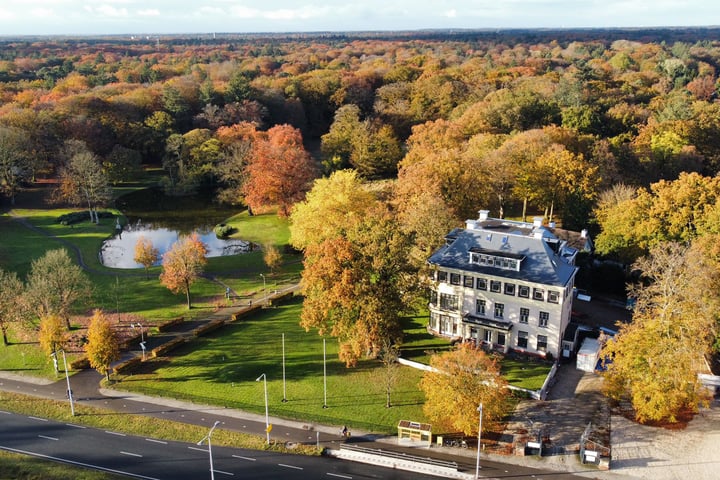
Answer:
522;197;528;222
2;327;8;346
185;283;192;309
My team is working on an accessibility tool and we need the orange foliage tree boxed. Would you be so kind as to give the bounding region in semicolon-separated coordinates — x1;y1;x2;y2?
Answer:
242;124;318;217
159;233;208;309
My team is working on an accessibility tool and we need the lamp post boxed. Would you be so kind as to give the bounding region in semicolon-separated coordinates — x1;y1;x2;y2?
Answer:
132;323;146;360
281;333;287;402
475;403;483;479
197;420;221;480
322;338;328;409
259;273;267;305
256;373;270;444
51;351;75;416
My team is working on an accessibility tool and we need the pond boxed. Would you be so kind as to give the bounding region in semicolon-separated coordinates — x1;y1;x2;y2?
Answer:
100;187;252;269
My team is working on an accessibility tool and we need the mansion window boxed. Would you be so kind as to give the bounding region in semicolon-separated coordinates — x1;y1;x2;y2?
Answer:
504;283;515;296
429;290;438;305
464;275;474;288
533;287;545;301
476;299;486;316
439;293;459;311
490;280;502;293
537;335;548;352
539;311;549;328
437;270;447;282
484;330;493;342
548;290;560;303
518;285;530;298
450;273;461;285
497;332;506;346
519;308;529;324
494;303;504;319
440;315;452;334
517;331;528;349
470;252;520;271
476;278;487;290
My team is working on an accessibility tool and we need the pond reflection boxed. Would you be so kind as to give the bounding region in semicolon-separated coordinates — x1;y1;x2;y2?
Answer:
100;223;253;269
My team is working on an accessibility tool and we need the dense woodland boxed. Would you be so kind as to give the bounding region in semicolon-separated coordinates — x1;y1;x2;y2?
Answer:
2;29;720;423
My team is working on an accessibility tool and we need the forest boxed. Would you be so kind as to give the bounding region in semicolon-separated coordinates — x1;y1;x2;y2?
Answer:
2;28;720;423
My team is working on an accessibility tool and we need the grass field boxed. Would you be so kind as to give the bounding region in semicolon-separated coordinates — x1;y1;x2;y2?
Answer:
113;297;430;434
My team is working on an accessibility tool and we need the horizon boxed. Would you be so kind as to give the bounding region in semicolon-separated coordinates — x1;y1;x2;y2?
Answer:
2;1;719;37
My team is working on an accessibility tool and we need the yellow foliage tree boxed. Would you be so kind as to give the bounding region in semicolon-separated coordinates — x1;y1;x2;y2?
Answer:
85;309;119;382
420;343;508;437
159;233;208;309
38;314;67;357
134;236;159;279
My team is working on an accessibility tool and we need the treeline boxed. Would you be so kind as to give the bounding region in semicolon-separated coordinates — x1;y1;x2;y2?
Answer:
2;29;720;225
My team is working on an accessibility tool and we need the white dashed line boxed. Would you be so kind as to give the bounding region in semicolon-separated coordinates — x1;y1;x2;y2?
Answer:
120;451;143;458
28;416;49;422
38;435;58;441
213;470;234;476
231;455;256;461
188;446;207;452
278;463;303;470
105;431;126;437
145;438;168;445
327;474;353;479
65;423;87;429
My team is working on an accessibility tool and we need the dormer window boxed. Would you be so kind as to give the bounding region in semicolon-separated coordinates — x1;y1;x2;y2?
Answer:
469;247;523;272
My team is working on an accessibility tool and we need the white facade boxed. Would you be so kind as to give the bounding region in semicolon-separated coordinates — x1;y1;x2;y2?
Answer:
427;211;579;359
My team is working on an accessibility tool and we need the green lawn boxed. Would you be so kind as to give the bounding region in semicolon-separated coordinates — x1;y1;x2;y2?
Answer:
0;449;128;480
500;358;553;391
113;297;428;434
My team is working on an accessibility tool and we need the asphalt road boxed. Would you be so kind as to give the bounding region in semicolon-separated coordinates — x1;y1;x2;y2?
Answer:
0;409;439;480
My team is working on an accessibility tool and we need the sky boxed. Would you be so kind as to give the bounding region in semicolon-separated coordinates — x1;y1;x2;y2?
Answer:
0;0;719;36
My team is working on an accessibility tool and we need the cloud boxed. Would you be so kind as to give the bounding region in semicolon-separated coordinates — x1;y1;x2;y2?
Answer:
137;9;160;17
85;5;130;18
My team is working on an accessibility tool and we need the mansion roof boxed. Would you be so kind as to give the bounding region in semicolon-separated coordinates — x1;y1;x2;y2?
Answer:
427;214;579;287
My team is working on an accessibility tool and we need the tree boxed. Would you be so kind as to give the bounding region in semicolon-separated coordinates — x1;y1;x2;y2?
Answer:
242;124;318;217
0;268;25;346
602;242;719;424
263;244;282;274
159;233;208;309
0;126;30;206
379;341;400;408
38;315;67;358
134;236;159;279
26;249;92;329
55;142;112;223
85;309;120;382
300;206;416;366
420;343;508;436
289;169;376;250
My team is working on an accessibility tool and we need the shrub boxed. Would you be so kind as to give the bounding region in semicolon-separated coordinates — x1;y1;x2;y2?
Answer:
214;223;235;239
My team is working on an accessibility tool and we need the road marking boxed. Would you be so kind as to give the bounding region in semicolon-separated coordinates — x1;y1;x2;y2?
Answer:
28;416;49;422
65;423;87;429
231;454;256;461
145;438;168;445
0;446;160;480
278;463;303;470
213;470;234;476
38;435;58;441
327;474;353;479
0;410;11;414
188;446;207;452
105;431;127;437
120;451;143;458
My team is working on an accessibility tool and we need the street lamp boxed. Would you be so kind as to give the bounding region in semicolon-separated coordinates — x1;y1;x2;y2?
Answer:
322;338;328;409
259;273;267;305
132;323;146;360
197;420;221;480
475;403;483;479
256;373;270;444
281;333;287;402
51;351;75;416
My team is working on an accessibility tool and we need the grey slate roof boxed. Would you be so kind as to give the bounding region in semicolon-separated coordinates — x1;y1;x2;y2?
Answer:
428;220;578;287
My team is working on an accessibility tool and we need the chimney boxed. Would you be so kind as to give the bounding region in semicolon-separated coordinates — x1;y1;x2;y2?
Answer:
580;229;588;238
466;220;478;230
532;216;543;228
478;210;490;221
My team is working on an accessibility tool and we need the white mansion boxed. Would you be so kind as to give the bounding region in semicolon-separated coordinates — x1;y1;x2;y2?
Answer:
427;210;586;359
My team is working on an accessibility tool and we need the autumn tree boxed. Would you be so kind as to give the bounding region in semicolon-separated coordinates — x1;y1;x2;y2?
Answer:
26;249;92;329
262;244;283;274
379;341;400;408
602;242;719;424
300;205;416;366
289;169;376;250
0;126;30;205
420;343;508;436
0;268;25;346
38;314;67;358
159;233;208;309
242;124;318;217
85;309;120;382
55;141;112;223
134;236;159;279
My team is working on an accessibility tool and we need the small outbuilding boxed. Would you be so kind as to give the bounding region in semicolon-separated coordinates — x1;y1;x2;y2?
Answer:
397;420;432;447
576;338;601;372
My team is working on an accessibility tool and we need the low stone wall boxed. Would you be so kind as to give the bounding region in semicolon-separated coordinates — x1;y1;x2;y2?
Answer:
157;316;184;332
